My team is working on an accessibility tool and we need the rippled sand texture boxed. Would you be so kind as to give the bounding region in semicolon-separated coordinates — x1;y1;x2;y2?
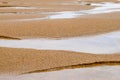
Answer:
0;0;120;80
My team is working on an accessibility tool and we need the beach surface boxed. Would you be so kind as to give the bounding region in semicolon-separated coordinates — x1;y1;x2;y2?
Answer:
0;0;120;79
0;47;120;75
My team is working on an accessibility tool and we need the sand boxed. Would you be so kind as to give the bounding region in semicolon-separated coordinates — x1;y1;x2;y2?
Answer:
0;0;120;39
0;14;48;20
0;17;120;39
0;47;120;75
82;0;119;2
0;0;120;78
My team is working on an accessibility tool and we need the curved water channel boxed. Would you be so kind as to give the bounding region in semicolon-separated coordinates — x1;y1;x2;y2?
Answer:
0;2;120;54
45;2;120;19
0;2;120;79
0;2;120;21
0;31;120;54
0;66;120;80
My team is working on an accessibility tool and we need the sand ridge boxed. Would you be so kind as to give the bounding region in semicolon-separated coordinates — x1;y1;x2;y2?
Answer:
0;17;120;39
0;47;120;75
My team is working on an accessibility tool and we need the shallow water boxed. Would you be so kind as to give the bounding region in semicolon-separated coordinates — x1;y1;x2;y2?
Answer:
0;2;120;21
0;66;120;80
46;2;120;19
15;2;120;20
0;31;120;54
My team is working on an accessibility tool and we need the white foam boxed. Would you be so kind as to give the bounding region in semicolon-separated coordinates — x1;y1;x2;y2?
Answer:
0;31;120;54
0;66;120;80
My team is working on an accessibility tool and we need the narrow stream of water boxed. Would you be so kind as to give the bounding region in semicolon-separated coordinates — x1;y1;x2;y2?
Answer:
0;2;120;21
44;2;120;19
0;31;120;54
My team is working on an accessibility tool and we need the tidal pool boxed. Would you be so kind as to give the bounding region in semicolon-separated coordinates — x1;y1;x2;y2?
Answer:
0;66;120;80
0;31;120;54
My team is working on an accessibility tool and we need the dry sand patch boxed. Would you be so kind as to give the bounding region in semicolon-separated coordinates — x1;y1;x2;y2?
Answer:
0;47;120;75
0;18;120;39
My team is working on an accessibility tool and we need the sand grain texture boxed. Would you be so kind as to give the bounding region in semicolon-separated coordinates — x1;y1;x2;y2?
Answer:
0;47;120;74
0;0;120;77
0;18;120;39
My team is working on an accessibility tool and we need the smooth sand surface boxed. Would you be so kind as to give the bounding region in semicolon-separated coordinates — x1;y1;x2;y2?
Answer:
0;17;120;39
0;14;48;20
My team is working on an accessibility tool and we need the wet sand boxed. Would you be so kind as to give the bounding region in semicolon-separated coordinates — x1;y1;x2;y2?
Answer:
0;0;120;39
83;12;120;19
0;0;120;79
82;0;119;2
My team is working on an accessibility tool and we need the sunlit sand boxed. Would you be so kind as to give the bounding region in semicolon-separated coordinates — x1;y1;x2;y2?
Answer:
0;0;120;79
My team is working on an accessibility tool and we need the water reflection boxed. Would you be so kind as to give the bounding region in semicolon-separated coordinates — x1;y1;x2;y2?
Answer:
46;2;120;19
0;31;120;54
0;66;120;80
0;2;120;21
